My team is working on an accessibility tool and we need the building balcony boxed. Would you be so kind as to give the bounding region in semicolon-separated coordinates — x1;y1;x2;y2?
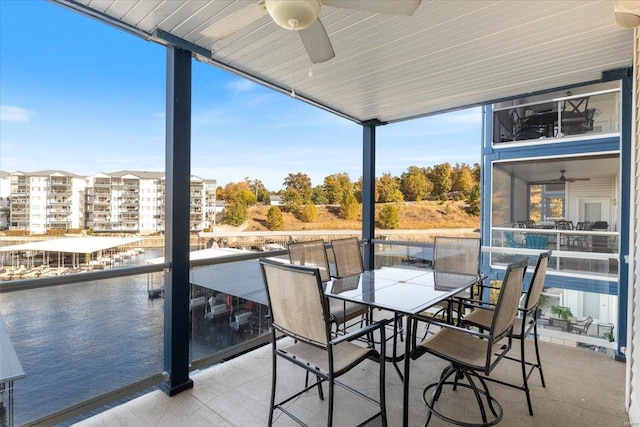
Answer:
1;241;627;427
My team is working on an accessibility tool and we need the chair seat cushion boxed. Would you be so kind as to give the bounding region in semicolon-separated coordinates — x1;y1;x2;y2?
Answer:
419;327;498;372
328;298;368;324
283;340;376;376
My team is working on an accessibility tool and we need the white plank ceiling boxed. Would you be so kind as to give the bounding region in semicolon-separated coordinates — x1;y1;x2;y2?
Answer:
55;0;634;124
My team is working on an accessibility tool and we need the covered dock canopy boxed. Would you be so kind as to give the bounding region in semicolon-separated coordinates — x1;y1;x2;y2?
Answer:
0;237;142;254
147;248;271;305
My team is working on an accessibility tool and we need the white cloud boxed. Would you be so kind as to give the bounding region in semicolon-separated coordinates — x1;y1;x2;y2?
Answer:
226;79;256;93
0;105;33;122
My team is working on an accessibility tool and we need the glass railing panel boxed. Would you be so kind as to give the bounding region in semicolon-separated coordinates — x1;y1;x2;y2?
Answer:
493;88;620;144
0;270;164;426
372;240;434;269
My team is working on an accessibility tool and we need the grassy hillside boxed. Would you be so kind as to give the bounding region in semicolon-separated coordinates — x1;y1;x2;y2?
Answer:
243;200;479;231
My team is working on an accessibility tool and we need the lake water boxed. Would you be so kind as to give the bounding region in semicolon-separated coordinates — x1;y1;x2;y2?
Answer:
0;249;267;425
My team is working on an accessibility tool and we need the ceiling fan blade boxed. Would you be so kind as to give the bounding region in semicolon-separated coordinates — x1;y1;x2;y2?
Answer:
566;177;591;182
201;1;267;40
298;19;335;64
323;0;421;16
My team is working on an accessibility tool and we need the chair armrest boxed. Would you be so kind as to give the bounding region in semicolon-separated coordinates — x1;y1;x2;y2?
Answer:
331;318;392;345
412;313;492;340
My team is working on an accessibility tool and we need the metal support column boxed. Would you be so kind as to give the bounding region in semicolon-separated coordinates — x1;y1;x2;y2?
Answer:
160;46;194;396
362;120;380;270
616;71;633;362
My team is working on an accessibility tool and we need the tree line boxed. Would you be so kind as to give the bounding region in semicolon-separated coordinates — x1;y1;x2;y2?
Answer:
217;163;480;229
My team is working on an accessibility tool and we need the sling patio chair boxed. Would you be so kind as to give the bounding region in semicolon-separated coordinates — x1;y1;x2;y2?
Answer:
259;258;390;427
411;259;528;427
420;236;482;336
288;239;368;335
460;252;550;415
330;237;364;278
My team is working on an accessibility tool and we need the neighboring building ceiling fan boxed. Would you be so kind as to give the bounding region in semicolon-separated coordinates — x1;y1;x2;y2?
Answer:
201;0;422;64
532;170;591;185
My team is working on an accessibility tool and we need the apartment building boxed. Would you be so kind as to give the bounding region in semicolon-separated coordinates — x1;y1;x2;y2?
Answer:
8;170;87;233
84;171;216;234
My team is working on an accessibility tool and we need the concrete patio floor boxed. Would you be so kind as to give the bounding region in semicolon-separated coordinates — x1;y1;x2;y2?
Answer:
74;332;627;427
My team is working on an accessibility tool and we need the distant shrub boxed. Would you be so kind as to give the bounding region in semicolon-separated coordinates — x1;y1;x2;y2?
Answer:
5;229;29;236
222;202;248;226
67;228;83;234
85;229;93;235
267;206;284;231
338;193;359;220
46;229;65;236
299;202;318;223
465;186;480;216
377;204;400;229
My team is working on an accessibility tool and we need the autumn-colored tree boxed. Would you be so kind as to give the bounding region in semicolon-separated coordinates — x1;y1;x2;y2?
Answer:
266;206;284;230
400;166;431;201
376;173;404;203
221;181;256;205
451;163;475;199
323;173;353;205
244;177;270;204
339;192;359;220
377;204;400;229
299;201;319;222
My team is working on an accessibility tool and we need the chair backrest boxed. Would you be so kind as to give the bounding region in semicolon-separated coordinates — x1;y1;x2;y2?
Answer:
288;240;331;283
575;221;593;231
555;220;573;230
331;237;364;278
490;260;528;340
433;236;480;277
522;252;550;313
524;234;548;249
260;258;329;347
592;221;608;231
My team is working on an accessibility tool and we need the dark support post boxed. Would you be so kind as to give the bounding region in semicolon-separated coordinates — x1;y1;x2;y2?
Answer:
362;120;380;270
616;72;632;362
160;46;194;395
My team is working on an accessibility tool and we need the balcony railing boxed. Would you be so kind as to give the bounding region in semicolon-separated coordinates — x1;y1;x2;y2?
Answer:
0;236;621;426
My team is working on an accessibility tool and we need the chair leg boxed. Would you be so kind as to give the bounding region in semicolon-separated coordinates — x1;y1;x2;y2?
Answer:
269;343;277;426
533;322;546;387
520;334;533;416
328;374;334;427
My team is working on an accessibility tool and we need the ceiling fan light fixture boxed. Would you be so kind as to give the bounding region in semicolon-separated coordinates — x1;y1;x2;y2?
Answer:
265;0;321;30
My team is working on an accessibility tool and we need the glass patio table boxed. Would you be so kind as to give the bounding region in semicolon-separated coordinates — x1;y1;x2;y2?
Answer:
326;266;481;427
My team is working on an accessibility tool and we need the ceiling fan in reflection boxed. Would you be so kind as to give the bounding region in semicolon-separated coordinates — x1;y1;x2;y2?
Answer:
531;170;591;185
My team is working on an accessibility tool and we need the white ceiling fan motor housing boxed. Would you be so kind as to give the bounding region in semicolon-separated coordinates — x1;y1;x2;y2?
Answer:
265;0;322;30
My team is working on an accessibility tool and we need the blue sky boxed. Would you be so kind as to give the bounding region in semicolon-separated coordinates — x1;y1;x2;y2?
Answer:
0;0;482;191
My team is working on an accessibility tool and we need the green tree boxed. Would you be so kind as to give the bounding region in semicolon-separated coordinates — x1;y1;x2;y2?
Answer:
266;206;284;230
311;185;327;205
299;201;319;222
376;173;404;203
400;166;431;201
323;173;353;205
244;177;270;204
339;192;359;220
282;172;313;212
377;204;400;229
222;201;248;226
427;163;453;200
465;186;481;216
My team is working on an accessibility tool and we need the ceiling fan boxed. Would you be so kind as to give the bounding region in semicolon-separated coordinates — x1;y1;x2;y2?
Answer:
532;170;591;185
200;0;422;64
